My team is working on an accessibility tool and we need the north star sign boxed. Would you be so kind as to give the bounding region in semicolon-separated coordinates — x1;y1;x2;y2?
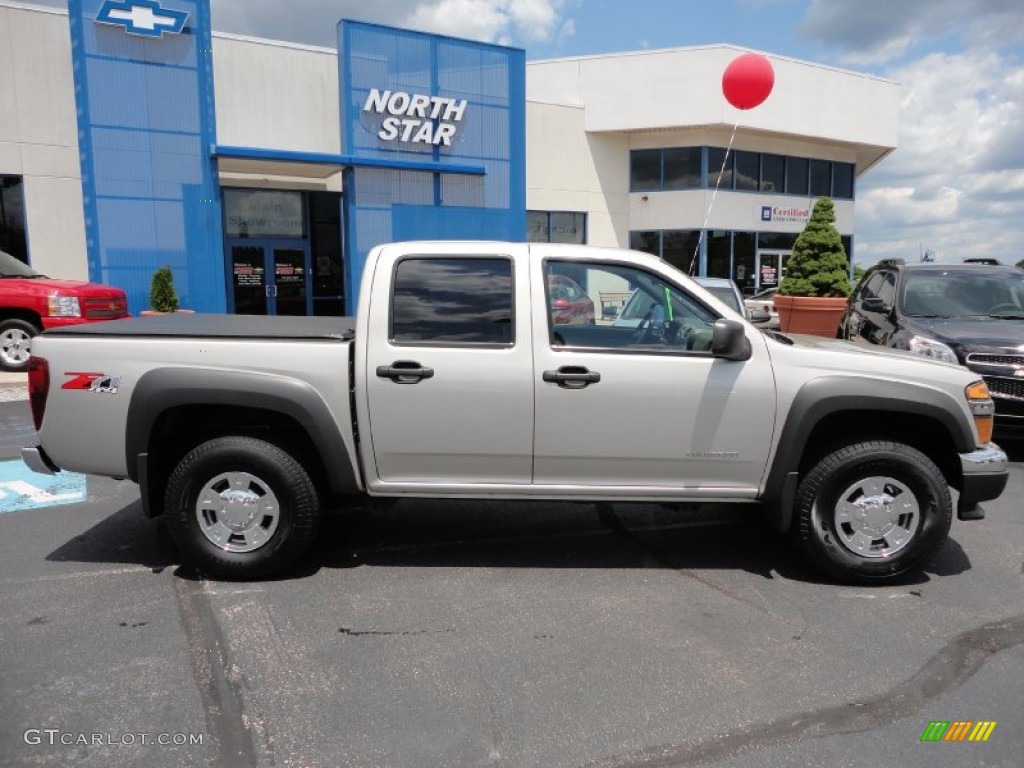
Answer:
96;0;189;38
363;89;468;147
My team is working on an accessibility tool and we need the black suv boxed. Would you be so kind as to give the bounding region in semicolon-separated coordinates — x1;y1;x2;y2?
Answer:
839;260;1024;435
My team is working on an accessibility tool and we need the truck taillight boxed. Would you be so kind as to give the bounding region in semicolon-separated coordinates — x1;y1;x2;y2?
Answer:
27;356;49;431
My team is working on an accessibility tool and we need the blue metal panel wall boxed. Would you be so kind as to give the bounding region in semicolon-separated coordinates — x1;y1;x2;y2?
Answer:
339;21;526;309
68;0;224;314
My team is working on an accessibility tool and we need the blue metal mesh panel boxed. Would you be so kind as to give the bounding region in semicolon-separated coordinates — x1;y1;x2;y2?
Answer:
69;0;224;314
340;21;525;309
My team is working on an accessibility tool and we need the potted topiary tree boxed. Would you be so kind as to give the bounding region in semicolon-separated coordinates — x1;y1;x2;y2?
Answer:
141;265;191;315
774;196;852;336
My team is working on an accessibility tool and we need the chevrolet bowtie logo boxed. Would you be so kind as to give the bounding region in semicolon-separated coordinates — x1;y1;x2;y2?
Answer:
96;0;189;38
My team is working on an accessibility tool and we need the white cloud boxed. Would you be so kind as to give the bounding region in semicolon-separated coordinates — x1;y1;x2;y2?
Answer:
798;0;1024;66
208;0;569;48
855;50;1024;264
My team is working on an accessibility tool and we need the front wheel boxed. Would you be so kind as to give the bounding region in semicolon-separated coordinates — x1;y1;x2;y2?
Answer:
163;436;321;579
794;441;952;584
0;318;39;372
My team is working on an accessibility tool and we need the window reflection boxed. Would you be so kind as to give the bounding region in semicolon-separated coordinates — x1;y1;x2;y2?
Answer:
391;258;514;345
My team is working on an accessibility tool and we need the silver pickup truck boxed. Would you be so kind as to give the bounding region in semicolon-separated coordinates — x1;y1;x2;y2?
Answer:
21;241;1008;583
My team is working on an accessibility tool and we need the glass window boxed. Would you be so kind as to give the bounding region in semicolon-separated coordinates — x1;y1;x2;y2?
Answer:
708;147;731;189
858;271;884;301
757;232;797;251
833;163;854;199
902;269;1024;317
546;260;718;353
663;147;702;189
391;257;514;345
732;232;755;295
550;212;585;244
630;150;661;191
786;157;809;195
526;211;549;242
707;231;731;278
734;151;760;191
810;159;831;197
630;230;660;256
529;211;586;244
310;192;344;310
661;230;701;275
761;154;785;193
876;271;897;307
224;188;306;238
0;176;28;265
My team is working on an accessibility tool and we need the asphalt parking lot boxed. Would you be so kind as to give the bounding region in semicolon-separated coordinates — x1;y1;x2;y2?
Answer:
1;383;1022;768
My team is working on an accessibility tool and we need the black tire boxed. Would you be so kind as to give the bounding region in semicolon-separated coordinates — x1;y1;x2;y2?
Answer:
0;318;39;372
794;440;951;585
163;436;321;579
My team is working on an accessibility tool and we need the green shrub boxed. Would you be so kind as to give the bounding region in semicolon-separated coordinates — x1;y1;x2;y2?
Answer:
150;265;180;312
778;197;852;297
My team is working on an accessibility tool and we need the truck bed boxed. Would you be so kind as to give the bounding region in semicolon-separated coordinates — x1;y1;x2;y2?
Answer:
41;314;356;341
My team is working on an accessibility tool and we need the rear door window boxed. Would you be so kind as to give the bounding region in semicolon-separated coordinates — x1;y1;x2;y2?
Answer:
391;257;514;345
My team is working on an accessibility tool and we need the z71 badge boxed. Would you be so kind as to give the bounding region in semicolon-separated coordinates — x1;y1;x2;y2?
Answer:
62;372;122;394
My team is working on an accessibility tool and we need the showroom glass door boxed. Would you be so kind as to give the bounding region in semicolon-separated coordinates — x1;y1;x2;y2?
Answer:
229;242;311;315
754;250;790;293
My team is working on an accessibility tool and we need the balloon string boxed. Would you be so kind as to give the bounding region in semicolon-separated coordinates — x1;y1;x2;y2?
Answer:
691;120;740;275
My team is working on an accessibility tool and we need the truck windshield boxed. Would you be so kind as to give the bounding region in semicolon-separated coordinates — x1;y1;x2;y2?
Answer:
901;270;1024;317
0;249;43;278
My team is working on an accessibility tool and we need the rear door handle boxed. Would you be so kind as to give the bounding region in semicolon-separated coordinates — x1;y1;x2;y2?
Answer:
542;366;601;389
376;360;435;384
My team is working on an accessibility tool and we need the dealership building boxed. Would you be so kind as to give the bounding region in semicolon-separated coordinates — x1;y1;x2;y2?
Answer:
0;0;898;315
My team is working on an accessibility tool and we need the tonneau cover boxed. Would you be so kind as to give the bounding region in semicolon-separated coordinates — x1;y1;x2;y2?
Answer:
44;314;356;341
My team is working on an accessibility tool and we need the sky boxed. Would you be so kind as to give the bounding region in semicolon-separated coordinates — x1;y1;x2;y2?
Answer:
28;0;1024;266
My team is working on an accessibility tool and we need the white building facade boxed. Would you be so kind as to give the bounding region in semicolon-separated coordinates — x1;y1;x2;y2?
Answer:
0;1;898;313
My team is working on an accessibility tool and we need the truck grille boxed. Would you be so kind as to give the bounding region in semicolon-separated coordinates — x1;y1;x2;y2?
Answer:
985;377;1024;401
84;297;128;319
966;353;1024;367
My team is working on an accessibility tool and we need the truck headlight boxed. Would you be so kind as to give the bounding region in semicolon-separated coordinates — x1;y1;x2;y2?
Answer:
47;295;81;318
908;335;958;364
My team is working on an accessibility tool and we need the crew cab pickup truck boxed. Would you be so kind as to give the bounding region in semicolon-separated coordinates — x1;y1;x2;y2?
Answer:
21;242;1009;583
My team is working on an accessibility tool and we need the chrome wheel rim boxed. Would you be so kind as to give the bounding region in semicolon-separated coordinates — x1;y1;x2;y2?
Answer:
195;471;280;553
0;328;31;367
832;475;920;558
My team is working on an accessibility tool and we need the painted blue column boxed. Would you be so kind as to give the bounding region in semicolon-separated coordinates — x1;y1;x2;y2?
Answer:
338;20;526;311
68;0;224;314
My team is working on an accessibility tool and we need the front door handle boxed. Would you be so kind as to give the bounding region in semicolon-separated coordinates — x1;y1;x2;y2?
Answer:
376;360;435;384
542;366;601;389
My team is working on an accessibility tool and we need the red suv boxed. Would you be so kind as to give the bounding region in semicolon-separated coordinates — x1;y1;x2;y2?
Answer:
1;249;129;372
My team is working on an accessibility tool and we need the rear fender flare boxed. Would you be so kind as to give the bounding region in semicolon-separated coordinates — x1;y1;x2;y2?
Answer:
125;368;360;496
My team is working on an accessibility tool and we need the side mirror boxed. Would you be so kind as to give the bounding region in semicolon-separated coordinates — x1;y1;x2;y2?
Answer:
711;319;752;361
749;309;772;324
860;297;887;313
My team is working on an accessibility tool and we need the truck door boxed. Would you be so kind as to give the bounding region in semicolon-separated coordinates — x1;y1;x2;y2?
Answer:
531;255;775;496
362;246;534;487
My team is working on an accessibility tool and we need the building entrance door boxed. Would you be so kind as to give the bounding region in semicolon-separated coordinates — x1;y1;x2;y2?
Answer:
228;241;311;315
754;250;790;293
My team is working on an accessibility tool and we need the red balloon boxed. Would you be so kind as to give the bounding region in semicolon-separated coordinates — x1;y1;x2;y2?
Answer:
722;53;775;110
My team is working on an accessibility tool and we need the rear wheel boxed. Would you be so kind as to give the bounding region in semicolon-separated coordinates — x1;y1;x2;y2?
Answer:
0;318;38;372
794;440;951;584
163;436;321;579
